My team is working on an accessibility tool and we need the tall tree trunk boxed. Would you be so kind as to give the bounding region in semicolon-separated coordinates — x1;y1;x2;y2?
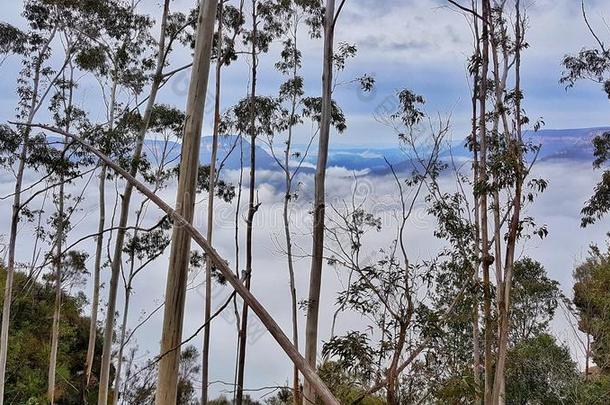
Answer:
470;4;482;399
97;3;171;403
154;0;218;402
304;1;335;403
112;281;131;405
284;17;301;405
491;2;523;403
202;3;224;403
47;175;65;405
488;5;506;402
284;126;300;405
236;2;258;403
85;163;106;387
0;132;30;405
48;62;75;403
86;73;117;386
476;1;493;404
232;133;244;404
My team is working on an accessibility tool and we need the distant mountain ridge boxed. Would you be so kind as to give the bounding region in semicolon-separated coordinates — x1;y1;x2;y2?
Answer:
314;127;610;175
526;127;610;161
139;126;610;174
48;126;610;174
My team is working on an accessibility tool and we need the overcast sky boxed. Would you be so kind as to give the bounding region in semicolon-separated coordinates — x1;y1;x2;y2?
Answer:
1;0;610;146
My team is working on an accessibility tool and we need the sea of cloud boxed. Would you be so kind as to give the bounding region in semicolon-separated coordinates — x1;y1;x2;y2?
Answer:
0;158;607;398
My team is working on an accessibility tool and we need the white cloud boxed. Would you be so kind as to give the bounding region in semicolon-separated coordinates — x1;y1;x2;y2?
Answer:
0;159;605;398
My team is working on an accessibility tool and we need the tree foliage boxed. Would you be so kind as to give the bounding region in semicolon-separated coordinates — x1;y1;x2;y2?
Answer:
0;269;104;404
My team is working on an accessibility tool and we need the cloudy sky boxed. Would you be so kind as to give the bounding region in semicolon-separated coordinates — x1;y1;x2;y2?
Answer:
2;0;610;146
2;0;610;401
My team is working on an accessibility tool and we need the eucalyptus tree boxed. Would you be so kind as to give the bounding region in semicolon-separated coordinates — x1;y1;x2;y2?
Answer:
321;90;448;405
475;2;494;401
573;244;610;374
111;104;186;405
202;2;245;402
303;1;337;401
302;1;377;401
95;1;202;402
561;1;610;227
225;1;294;402
485;3;532;402
46;51;87;404
222;94;286;404
425;255;562;403
154;0;219;402
72;0;156;385
0;1;87;401
265;2;322;402
509;258;560;344
455;1;545;403
25;120;341;405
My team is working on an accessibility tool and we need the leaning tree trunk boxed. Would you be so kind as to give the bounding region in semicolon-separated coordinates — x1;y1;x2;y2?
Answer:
154;0;218;403
97;2;171;403
201;3;224;403
26;122;342;405
303;1;335;404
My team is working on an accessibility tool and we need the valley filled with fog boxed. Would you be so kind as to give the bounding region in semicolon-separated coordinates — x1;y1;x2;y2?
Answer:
1;142;605;398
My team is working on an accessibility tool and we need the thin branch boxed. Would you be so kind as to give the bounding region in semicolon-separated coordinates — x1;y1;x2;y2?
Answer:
333;0;348;29
447;0;487;23
582;0;606;53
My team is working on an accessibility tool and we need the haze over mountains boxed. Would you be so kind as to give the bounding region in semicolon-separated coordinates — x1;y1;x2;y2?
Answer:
141;126;610;175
